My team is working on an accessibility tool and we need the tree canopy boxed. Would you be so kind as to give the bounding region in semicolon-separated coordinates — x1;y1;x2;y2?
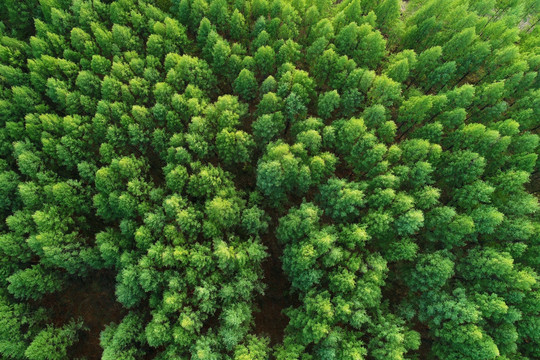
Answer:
0;0;539;359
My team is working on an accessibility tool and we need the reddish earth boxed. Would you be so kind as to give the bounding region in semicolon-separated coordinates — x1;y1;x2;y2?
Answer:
253;219;299;345
39;270;125;360
254;255;296;345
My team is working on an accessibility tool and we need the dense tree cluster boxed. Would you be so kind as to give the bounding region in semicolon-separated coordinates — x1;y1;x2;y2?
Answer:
0;0;539;359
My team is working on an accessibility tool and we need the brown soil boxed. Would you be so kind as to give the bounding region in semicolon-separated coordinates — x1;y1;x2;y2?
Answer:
39;271;125;360
253;254;297;345
253;212;300;346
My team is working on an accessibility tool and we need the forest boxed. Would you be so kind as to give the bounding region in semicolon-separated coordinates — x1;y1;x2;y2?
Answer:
0;0;539;359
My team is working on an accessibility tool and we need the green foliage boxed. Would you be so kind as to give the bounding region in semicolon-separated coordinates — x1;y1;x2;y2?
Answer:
25;320;85;360
100;312;146;360
317;90;340;119
256;141;314;205
216;129;254;165
318;178;365;221
7;265;65;300
233;68;258;101
0;0;539;359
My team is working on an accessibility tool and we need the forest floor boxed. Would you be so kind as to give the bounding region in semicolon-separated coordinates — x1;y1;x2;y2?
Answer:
254;252;297;345
226;148;298;344
39;270;125;359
